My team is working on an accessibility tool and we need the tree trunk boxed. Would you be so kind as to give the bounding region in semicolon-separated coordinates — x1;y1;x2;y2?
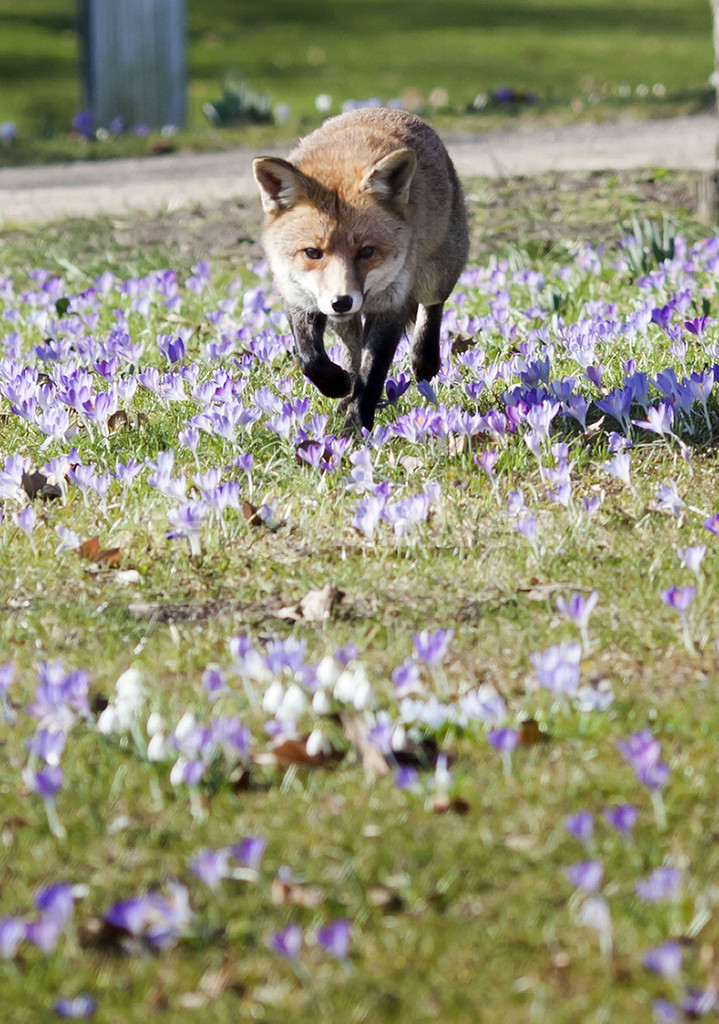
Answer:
698;0;719;223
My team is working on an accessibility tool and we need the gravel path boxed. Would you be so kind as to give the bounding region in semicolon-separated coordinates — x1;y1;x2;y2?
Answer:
0;114;716;227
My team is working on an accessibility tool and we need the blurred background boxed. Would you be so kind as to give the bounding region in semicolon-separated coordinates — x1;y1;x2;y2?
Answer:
0;0;714;162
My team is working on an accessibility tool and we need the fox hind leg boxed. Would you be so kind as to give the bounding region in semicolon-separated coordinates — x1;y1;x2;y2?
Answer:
411;303;444;382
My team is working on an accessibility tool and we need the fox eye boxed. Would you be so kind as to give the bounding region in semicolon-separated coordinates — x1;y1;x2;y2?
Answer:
357;245;375;260
302;247;323;260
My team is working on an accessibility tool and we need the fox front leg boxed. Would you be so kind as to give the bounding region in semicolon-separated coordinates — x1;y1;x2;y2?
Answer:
343;313;406;431
287;308;352;398
410;302;444;382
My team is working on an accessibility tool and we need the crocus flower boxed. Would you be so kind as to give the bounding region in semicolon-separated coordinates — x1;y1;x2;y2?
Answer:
530;641;582;697
316;918;352;959
0;917;26;958
25;764;66;838
677;545;706;577
566;860;604;892
190;847;231;890
577;896;612;956
661;585;697;654
54;996;97;1019
269;923;303;960
487;727;519;777
603;804;637;836
229;835;267;870
564;811;594;844
643;941;683;978
412;629;453;666
556;591;598;651
635;866;681;903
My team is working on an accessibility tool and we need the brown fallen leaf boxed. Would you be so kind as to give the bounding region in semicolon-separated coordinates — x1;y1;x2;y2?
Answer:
241;500;264;527
518;717;550;746
432;793;471;815
252;737;343;769
78;536;100;560
77;535;122;567
367;884;404;912
341;714;390;778
108;409;129;433
451;332;478;355
276;584;344;623
270;874;325;908
22;469;62;501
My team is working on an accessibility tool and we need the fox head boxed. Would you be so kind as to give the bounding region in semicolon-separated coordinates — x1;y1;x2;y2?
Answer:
253;149;417;318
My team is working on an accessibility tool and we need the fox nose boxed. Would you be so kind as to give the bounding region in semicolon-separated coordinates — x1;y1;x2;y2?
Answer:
331;294;354;314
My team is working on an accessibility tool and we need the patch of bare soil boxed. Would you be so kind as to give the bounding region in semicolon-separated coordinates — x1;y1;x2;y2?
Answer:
108;169;704;270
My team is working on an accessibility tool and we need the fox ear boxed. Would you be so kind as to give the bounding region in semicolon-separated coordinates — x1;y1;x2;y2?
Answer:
362;148;417;210
253;157;307;214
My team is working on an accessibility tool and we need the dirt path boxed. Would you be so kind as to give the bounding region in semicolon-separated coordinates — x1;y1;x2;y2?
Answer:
0;113;715;227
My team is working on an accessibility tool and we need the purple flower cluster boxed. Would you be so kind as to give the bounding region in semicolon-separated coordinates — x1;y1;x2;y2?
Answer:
0;882;80;959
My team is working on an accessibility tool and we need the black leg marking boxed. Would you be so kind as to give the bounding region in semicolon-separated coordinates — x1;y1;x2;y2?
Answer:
344;314;407;431
411;303;444;382
287;309;351;398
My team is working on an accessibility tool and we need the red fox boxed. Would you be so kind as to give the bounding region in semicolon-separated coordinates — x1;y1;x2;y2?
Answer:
253;107;469;429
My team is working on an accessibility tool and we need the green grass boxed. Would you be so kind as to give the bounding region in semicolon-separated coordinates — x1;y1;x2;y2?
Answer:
0;173;719;1020
0;0;714;162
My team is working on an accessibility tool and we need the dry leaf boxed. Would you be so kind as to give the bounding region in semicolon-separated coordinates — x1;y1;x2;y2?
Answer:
432;793;471;815
22;469;61;500
299;583;343;621
241;500;264;527
367;884;404;912
108;410;129;433
518;718;549;746
253;737;342;769
77;536;122;567
451;332;477;355
199;962;239;999
341;714;390;778
270;875;325;908
78;536;100;560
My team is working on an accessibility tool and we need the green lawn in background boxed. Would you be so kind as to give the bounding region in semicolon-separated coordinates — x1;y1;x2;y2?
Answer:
0;0;714;144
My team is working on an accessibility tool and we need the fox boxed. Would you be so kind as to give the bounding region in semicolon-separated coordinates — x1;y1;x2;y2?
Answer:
252;106;469;430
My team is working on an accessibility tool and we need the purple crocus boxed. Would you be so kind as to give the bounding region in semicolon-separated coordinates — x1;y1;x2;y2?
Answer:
565;860;604;893
617;729;670;827
677;545;706;577
660;585;696;613
661;584;697;654
564;811;594;844
105;882;191;949
635;866;681;903
487;726;519;777
190;847;231;890
316;918;352;959
54;996;97;1019
24;764;66;838
530;640;582;697
643;941;683;978
603;804;638;836
394;765;420;792
412;628;453;666
269;923;303;960
0;917;26;958
229;835;267;870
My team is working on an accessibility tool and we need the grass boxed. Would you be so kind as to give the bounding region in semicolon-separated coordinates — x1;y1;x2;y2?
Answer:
1;172;719;1020
0;0;715;164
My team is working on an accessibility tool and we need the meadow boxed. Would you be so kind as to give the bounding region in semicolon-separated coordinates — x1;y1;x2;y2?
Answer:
0;167;718;1021
0;0;714;159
